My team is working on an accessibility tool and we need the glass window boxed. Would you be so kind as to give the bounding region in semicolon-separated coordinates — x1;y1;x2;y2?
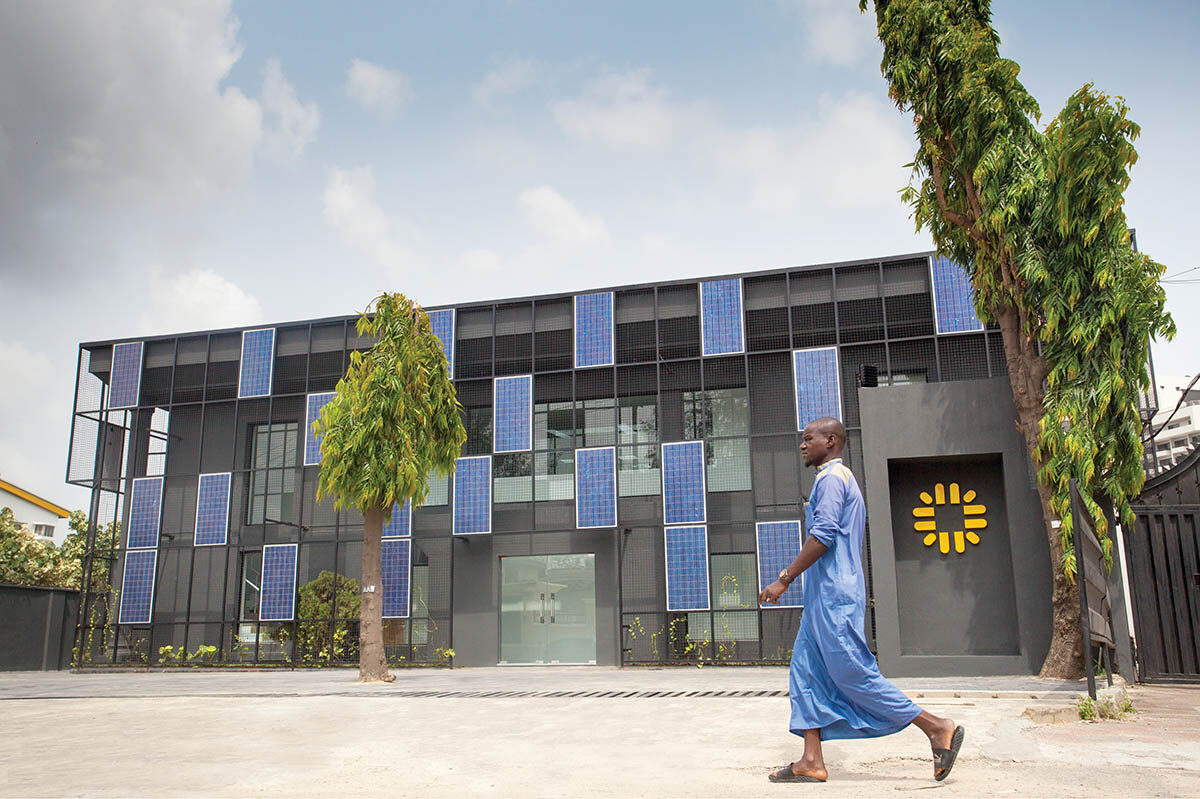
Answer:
422;471;449;507
710;553;759;642
411;564;430;644
706;438;752;492
247;422;298;525
617;444;660;497
575;398;615;448
463;406;492;455
683;388;748;439
618;395;658;445
534;400;574;452
535;449;574;501
494;452;533;503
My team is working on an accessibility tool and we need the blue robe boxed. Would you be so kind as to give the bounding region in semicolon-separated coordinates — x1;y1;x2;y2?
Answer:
789;458;921;740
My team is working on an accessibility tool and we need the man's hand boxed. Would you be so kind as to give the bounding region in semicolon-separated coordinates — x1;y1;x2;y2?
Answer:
758;580;788;605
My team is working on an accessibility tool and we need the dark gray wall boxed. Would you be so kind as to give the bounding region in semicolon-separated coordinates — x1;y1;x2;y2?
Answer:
0;584;79;670
860;377;1052;676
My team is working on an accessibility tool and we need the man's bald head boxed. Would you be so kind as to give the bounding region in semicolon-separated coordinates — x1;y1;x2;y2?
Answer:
807;416;846;445
800;416;846;467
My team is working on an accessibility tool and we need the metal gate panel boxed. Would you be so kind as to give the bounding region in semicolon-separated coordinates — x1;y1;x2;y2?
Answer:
1129;507;1200;681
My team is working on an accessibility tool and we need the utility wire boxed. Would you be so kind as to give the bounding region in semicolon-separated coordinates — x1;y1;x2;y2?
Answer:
1149;372;1200;440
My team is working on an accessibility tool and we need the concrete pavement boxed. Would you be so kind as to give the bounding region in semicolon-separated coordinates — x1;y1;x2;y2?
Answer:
1;668;1197;797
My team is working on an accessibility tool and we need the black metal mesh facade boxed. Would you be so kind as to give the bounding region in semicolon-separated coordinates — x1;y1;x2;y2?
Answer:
67;251;1009;667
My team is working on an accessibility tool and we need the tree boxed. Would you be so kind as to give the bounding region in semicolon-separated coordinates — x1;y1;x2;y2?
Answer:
313;293;466;682
0;506;75;587
859;0;1175;676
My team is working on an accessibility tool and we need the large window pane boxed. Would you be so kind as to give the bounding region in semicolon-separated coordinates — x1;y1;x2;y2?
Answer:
247;422;298;525
534;400;574;452
710;553;759;642
535;449;574;501
617;444;660;497
618;394;658;445
575;398;615;447
683;388;748;439
706;438;752;492
494;452;533;503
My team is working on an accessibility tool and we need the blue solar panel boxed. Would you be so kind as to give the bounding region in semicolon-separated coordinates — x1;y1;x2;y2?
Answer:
756;521;804;608
118;549;157;624
381;538;411;619
194;472;231;546
108;341;143;409
575;446;617;529
260;543;298;621
304;391;336;465
665;525;710;611
453;456;492;535
126;476;163;549
930;255;983;334
238;328;276;398
381;500;412;537
700;279;745;356
493;375;533;453
792;347;842;430
428;309;455;374
574;292;614;368
661;441;706;525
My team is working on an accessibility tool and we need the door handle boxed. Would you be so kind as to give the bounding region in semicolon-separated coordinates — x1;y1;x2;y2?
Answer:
550;592;556;624
540;592;545;624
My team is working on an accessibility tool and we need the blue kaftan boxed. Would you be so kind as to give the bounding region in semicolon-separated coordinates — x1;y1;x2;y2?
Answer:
789;458;921;740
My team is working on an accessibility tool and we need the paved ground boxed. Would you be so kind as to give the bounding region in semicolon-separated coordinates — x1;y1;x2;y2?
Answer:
1;668;1198;798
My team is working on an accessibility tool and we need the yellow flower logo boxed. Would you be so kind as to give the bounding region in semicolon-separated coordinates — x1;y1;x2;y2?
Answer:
912;482;987;555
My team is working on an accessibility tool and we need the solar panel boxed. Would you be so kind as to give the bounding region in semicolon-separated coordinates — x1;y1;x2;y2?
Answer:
700;278;745;356
428;309;455;374
930;255;984;334
574;292;614;368
453;456;492;535
126;476;163;549
575;446;617;529
755;521;804;608
259;543;298;621
238;328;276;398
381;537;411;619
661;441;706;525
493;375;533;453
108;341;143;409
118;549;158;624
194;472;231;546
792;347;842;430
381;499;412;537
304;391;336;465
665;525;710;611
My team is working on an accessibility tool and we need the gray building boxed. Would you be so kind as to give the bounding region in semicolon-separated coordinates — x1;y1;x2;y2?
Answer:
65;250;1049;674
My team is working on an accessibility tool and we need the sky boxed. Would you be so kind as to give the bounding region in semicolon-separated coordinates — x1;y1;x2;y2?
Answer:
1;0;1197;512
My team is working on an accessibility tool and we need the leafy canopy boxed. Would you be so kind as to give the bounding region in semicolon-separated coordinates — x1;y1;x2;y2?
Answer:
861;0;1174;574
314;293;466;514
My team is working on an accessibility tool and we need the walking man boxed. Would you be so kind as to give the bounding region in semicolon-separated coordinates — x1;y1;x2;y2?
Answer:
759;417;964;783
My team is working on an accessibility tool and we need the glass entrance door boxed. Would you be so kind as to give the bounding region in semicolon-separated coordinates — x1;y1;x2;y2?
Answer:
499;554;596;664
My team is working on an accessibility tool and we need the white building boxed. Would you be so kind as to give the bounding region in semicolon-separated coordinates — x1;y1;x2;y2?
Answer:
1146;374;1200;474
0;478;71;546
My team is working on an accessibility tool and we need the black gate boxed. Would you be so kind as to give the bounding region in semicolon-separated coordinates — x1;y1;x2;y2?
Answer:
1129;445;1200;682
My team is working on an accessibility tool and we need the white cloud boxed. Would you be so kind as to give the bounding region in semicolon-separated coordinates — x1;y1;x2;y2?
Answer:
710;92;912;213
322;165;423;271
518;186;611;248
473;58;539;107
0;339;65;498
141;269;263;336
458;248;503;272
552;69;691;151
792;0;878;67
0;1;262;275
261;58;320;162
346;58;414;117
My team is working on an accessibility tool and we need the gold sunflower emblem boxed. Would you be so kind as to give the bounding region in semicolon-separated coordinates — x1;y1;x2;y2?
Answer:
911;482;987;555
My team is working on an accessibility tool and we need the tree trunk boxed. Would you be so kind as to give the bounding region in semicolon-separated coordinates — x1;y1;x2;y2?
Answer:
359;505;393;682
995;305;1084;679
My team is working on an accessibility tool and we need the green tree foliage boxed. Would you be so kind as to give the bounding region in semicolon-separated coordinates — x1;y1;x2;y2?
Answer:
859;0;1175;676
0;506;75;587
314;293;466;681
275;570;361;663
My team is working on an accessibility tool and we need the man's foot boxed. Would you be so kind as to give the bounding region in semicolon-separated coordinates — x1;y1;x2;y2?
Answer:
768;761;828;783
929;722;965;781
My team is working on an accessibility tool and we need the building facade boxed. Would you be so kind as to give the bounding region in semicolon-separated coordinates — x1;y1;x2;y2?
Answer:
1144;374;1200;475
66;250;1050;672
1;478;71;545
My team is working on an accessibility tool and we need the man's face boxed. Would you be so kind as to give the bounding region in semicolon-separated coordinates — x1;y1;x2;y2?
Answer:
800;425;833;467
